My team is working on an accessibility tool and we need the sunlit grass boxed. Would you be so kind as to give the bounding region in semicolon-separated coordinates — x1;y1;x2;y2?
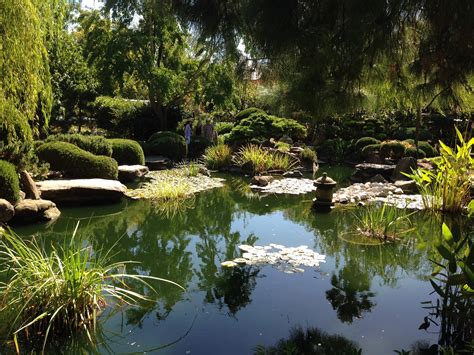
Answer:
233;144;298;174
203;144;233;170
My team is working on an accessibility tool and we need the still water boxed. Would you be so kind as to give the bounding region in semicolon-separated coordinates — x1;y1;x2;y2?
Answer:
15;169;445;354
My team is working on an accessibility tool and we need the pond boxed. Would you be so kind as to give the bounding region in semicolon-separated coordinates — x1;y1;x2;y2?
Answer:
13;168;450;354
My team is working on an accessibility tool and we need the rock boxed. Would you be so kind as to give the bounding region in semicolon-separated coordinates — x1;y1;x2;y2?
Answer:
145;156;171;171
251;178;316;195
251;175;274;186
199;166;211;177
283;170;303;178
19;191;26;200
279;135;293;144
391;157;417;181
369;174;388;183
118;165;149;183
12;199;60;225
20;171;41;199
36;179;127;205
394;180;418;194
350;163;396;183
0;199;15;223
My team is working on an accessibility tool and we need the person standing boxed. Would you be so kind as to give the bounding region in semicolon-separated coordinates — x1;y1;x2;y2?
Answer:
184;121;192;157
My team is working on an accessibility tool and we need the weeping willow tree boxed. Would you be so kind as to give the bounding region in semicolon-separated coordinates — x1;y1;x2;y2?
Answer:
0;0;66;144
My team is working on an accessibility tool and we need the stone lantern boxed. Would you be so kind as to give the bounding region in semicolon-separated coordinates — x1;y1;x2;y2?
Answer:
313;173;337;212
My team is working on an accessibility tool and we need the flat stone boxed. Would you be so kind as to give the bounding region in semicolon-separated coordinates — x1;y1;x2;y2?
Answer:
251;175;274;186
0;199;15;223
283;170;304;178
36;179;126;205
118;165;149;183
394;180;418;193
12;199;60;225
350;163;396;183
145;155;171;171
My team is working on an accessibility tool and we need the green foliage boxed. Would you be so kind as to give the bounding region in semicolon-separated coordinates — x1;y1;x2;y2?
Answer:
234;107;265;122
92;96;152;137
417;141;437;158
227;112;306;145
300;147;317;163
203;144;233;170
380;141;406;160
361;144;381;159
188;136;211;159
0;160;20;203
404;147;426;159
37;142;118;179
44;134;113;156
0;226;183;350
406;128;473;213
215;122;234;135
109;138;145;165
233;144;298;175
317;139;350;163
354;137;381;151
147;132;186;161
274;141;290;153
0;141;49;177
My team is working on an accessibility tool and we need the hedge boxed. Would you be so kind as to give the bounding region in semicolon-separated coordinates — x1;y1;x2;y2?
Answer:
37;142;118;179
361;143;381;159
355;137;381;151
44;134;112;156
147;131;186;161
0;160;20;203
380;141;405;159
109;139;145;165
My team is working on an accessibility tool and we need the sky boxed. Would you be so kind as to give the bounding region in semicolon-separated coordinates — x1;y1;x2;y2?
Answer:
81;0;102;10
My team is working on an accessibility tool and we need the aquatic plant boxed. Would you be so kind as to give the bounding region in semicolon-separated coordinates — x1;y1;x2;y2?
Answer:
406;128;473;213
233;144;298;174
0;226;183;351
203;144;233;170
352;203;414;241
148;180;191;201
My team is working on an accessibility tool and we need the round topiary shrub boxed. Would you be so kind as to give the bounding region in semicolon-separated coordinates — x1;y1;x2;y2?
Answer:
147;131;186;161
380;141;406;160
44;134;113;156
361;143;381;159
0;160;20;203
418;141;437;158
404;147;426;159
109;139;145;165
355;137;381;151
37;142;118;180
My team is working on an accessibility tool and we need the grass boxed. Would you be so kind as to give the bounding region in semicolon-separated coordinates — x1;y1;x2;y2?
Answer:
149;180;190;201
352;203;415;242
176;160;201;177
0;225;183;351
203;144;233;170
233;144;298;174
405;128;473;214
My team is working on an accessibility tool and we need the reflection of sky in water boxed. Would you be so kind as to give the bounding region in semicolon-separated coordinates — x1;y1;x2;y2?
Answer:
14;171;443;354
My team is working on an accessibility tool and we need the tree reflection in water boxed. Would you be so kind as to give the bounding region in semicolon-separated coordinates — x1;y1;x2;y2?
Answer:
254;326;361;355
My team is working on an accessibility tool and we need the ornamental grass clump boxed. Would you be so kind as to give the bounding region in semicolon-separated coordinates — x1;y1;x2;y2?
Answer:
406;128;473;214
0;226;183;351
203;144;233;170
233;144;298;175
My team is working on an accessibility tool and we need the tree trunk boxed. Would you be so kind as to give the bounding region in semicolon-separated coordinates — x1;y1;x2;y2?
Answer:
415;107;421;159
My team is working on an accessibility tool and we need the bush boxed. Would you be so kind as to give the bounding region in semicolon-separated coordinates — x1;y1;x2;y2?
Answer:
227;112;306;145
418;141;437;158
234;107;265;121
215;122;234;135
44;134;112;156
0;160;20;203
109;139;145;165
37;142;118;179
380;141;406;159
317;139;349;163
275;141;291;153
355;137;381;151
404;147;426;159
301;147;317;163
203;144;233;170
147;131;186;161
233;144;298;174
188;136;211;159
361;144;381;159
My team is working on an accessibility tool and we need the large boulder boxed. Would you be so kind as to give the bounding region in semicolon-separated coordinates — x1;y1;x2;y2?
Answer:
118;165;149;183
350;163;396;183
391;157;417;181
251;175;274;186
0;199;15;223
12;199;60;225
145;155;172;171
36;179;127;205
20;170;41;199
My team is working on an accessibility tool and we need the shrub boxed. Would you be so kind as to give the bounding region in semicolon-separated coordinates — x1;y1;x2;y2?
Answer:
404;147;426;159
418;141;437;158
361;144;381;159
234;107;265;121
109;139;145;165
301;147;317;162
44;134;112;156
215;122;234;135
317;139;349;163
227;112;306;145
147;131;186;161
0;160;20;203
275;141;290;153
233;144;298;174
380;141;405;159
355;137;381;151
37;142;118;179
203;144;233;170
188;136;211;159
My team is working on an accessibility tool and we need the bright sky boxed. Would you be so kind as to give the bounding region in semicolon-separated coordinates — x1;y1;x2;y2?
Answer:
81;0;102;10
